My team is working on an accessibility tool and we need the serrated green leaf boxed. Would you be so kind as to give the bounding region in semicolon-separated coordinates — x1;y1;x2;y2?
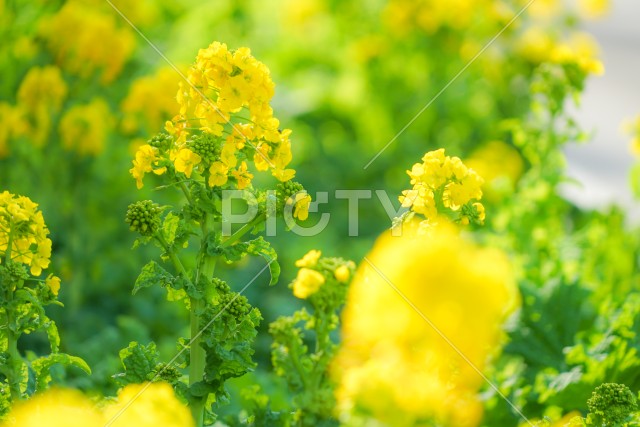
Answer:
133;261;174;294
31;353;91;392
217;237;280;286
117;341;159;385
45;320;60;353
162;212;180;245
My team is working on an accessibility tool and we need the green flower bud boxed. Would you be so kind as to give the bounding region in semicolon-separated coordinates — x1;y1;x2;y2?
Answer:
125;200;162;236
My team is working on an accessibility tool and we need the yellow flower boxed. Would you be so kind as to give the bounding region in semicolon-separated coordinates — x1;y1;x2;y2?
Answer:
208;161;229;187
45;275;61;296
174;148;202;178
231;161;253;190
0;192;53;276
334;223;518;426
17;66;67;113
292;268;325;299
59;98;113;156
121;67;182;134
292;192;312;221
400;149;484;225
295;250;322;268
39;1;135;84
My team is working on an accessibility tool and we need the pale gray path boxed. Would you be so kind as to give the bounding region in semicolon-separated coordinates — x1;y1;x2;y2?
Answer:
562;0;640;222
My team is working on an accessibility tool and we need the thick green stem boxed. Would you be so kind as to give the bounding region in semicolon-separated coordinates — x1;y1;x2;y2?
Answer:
189;213;218;427
6;326;22;401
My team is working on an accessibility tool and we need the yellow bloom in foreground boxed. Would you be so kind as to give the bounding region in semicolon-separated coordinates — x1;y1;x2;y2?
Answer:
2;388;104;427
1;382;193;427
174;148;201;178
104;382;194;427
334;223;517;426
292;268;325;299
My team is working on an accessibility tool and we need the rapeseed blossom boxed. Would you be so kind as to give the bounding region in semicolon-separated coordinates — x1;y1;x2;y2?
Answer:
39;1;135;84
121;67;182;134
130;41;309;219
59;98;113;156
145;41;296;187
399;149;485;227
334;224;518;426
0;192;53;276
14;66;68;148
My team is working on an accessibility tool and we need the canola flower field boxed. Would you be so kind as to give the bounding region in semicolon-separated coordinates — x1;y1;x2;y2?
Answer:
1;0;640;426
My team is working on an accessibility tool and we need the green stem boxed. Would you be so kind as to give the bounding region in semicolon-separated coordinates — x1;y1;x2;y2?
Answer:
220;213;265;249
3;229;22;401
189;213;218;427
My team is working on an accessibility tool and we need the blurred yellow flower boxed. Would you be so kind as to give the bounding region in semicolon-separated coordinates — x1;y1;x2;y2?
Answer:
1;382;193;427
39;1;135;84
292;267;326;299
17;66;67;113
295;249;322;268
59;98;113;156
334;223;518;426
0;103;29;158
578;0;610;19
122;67;182;134
104;382;194;427
1;388;104;427
466;140;524;201
334;265;351;283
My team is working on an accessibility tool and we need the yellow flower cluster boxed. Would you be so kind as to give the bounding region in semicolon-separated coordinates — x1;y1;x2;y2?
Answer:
399;149;485;226
140;41;296;189
0;192;52;276
333;224;518;426
39;1;135;84
291;250;354;299
121;67;182;135
1;382;193;427
59;98;113;156
518;29;604;76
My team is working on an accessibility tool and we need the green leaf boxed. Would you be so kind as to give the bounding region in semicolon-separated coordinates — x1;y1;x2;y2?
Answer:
45;320;60;353
162;212;180;245
31;353;91;392
133;261;174;294
117;341;159;385
217;237;280;286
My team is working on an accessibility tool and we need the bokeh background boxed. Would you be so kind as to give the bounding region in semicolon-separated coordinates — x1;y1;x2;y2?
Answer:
1;0;638;416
